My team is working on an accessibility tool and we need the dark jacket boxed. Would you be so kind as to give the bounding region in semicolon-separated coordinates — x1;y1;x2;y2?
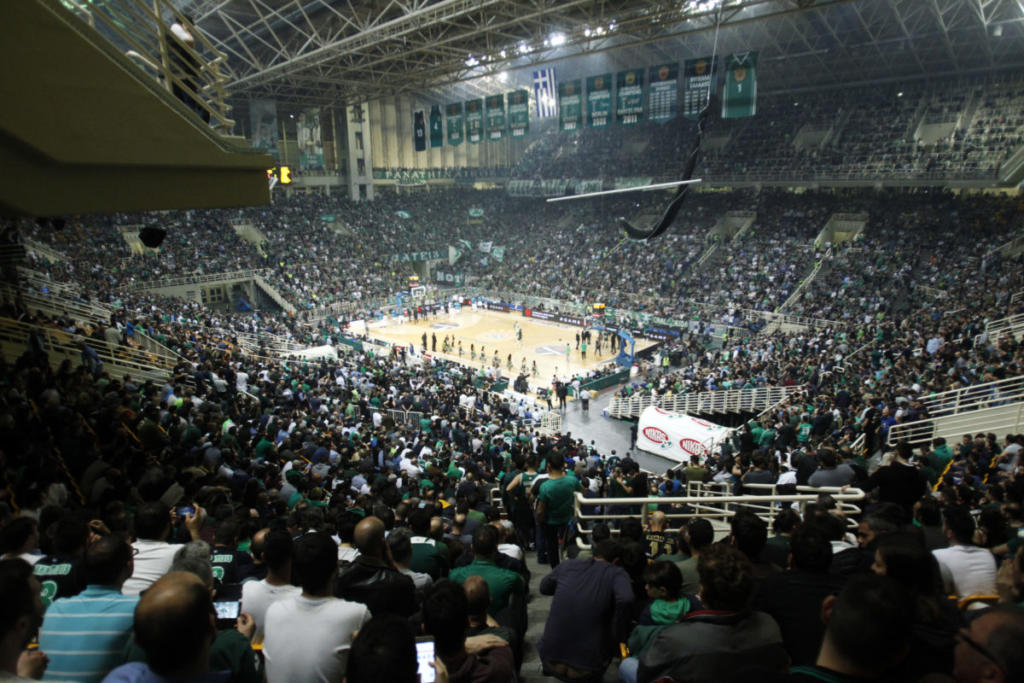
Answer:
638;609;788;683
335;555;417;617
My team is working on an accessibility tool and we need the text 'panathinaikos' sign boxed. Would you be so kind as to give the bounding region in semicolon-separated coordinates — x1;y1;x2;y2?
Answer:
391;249;445;263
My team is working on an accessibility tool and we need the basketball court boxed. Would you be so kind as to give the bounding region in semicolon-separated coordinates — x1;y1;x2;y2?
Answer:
352;307;655;388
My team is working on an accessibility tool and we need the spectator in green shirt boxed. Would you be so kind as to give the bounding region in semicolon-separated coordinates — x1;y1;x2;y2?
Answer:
449;525;525;626
537;453;582;568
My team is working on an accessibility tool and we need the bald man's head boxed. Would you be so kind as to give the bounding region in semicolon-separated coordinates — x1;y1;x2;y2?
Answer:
463;575;490;620
353;516;386;556
134;572;215;676
649;511;668;532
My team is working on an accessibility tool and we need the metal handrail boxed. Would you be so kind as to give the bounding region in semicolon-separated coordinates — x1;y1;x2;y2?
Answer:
607;385;801;419
573;486;866;532
0;317;175;380
129;268;266;291
63;0;235;132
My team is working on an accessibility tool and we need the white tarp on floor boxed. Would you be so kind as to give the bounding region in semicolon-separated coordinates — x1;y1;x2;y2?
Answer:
636;406;731;464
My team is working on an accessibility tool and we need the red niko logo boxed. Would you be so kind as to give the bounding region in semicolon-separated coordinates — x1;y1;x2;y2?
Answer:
643;427;669;444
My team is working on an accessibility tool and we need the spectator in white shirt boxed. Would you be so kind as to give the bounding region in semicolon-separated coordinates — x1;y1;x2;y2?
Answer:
123;502;204;596
241;529;300;643
263;532;370;683
932;507;997;603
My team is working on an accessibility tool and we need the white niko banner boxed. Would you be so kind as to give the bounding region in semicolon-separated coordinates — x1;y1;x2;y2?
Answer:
636;406;731;464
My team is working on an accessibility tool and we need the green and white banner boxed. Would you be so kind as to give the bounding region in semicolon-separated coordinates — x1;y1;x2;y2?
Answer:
615;177;654;189
586;74;612;128
466;99;484;144
478;241;493;253
446;103;464;146
723;52;758;119
558;80;582;132
468;208;485;217
486;94;505;141
683;56;715;118
395;210;412;219
574;179;603;194
435;270;465;286
448;245;462;265
297;108;324;169
648;64;679;123
616;69;644;126
507;90;529;137
429;105;443;148
491;246;505;263
391;249;445;263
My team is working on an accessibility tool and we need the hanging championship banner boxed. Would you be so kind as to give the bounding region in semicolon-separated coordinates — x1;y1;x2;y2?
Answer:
683;56;716;118
723;52;758;119
616;69;644;126
586;74;612;128
507;90;529;137
485;94;506;141
648;64;679;123
466;99;484;144
446;103;464;146
558;80;582;132
297;108;324;169
413;110;426;151
429;105;443;148
249;99;279;159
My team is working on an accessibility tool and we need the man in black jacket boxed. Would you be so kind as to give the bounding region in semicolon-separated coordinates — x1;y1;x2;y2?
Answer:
336;516;416;617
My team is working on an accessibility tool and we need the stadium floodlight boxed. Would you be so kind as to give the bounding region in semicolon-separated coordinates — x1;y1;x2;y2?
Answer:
465;55;479;67
548;32;566;47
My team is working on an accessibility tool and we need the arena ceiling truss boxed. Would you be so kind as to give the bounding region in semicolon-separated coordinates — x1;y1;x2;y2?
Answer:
184;0;1024;112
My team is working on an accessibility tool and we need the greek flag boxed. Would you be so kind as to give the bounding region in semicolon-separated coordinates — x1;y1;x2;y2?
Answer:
533;68;557;118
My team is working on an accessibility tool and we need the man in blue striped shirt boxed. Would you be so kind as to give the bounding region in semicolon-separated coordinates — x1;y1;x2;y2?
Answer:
39;535;138;683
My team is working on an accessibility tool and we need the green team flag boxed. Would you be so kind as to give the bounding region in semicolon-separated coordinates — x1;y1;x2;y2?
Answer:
616;69;644;126
507;90;529;137
446;103;463;146
586;74;612;128
413;110;426;151
429;105;443;148
648;63;679;123
723;52;758;119
558;80;582;132
683;56;715;119
466;99;484;144
485;94;506;141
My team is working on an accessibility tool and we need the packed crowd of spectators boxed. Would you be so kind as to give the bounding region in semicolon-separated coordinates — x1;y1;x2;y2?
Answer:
4;154;1024;680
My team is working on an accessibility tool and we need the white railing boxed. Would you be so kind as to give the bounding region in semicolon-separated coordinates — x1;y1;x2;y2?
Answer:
888;400;1024;449
886;375;1024;447
69;0;235;132
129;269;265;291
777;247;832;312
606;385;801;419
0;317;176;381
573;485;866;533
982;312;1024;343
915;374;1024;418
0;284;112;325
741;308;846;332
252;273;297;314
23;240;67;264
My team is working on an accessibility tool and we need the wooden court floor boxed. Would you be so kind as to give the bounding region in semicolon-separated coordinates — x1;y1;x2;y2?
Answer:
360;308;653;387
